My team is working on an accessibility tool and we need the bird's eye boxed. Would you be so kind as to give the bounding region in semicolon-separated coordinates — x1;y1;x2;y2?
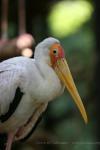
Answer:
53;49;58;55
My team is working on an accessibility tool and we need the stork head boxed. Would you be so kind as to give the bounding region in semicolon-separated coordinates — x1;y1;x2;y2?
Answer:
35;37;88;124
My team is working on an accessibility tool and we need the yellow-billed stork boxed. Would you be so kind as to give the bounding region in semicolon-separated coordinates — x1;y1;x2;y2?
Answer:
0;37;88;150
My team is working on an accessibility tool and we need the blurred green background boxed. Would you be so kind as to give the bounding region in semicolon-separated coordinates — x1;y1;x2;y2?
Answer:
0;0;100;150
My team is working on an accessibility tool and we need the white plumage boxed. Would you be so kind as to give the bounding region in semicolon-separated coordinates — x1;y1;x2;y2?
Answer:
0;37;87;150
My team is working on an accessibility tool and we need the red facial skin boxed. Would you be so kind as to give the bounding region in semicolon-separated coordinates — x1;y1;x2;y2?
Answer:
50;43;65;67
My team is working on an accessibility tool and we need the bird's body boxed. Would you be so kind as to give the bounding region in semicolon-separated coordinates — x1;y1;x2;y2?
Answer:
0;56;64;133
0;37;87;150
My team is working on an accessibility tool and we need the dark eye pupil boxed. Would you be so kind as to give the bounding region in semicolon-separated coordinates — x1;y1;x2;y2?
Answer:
53;50;57;54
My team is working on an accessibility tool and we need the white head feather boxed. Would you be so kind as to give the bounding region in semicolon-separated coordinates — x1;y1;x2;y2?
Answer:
34;37;60;63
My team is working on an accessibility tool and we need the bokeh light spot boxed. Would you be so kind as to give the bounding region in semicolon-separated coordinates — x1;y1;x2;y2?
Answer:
48;0;93;37
21;48;33;57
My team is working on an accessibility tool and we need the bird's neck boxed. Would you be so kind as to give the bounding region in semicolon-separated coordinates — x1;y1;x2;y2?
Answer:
32;59;64;102
35;59;54;79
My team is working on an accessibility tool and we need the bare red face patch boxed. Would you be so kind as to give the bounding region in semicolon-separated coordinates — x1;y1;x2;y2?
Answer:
50;43;65;67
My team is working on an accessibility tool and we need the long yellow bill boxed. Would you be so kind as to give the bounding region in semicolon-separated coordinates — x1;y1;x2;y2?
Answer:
54;58;88;124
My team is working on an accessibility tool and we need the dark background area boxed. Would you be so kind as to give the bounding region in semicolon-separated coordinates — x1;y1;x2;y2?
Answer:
0;0;100;150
